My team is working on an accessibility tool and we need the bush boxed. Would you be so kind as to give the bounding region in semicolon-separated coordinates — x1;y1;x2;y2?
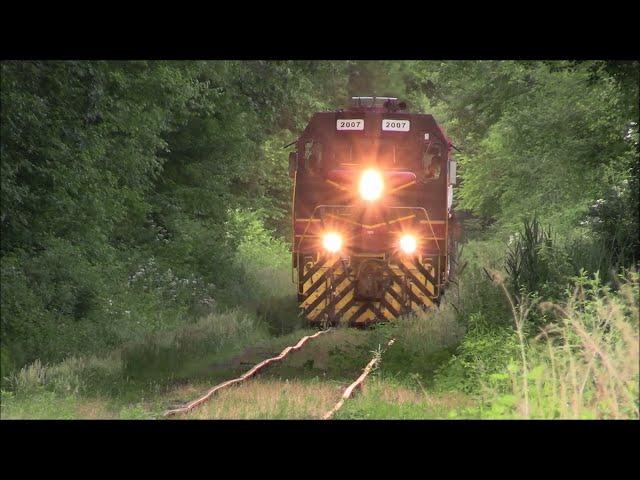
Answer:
434;314;520;394
583;175;639;268
503;213;638;302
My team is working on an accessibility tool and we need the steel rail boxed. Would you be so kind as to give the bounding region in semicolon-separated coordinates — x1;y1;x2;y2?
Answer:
322;338;395;419
164;328;333;417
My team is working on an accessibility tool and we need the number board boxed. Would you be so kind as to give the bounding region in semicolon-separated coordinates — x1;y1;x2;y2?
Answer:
336;119;364;131
382;119;410;132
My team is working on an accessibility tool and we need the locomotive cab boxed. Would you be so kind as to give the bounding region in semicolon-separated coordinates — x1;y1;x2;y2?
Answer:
291;97;456;327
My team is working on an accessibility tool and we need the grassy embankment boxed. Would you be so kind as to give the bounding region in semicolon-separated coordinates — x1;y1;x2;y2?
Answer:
0;219;304;419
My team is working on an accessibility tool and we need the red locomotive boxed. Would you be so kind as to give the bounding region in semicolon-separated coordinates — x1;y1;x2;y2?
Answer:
288;97;457;326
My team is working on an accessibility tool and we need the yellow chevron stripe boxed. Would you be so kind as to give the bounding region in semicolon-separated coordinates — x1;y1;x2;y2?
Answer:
409;259;437;301
353;308;376;323
400;258;426;284
332;286;355;317
390;279;405;303
381;304;395;320
307;273;351;320
425;279;435;296
425;262;436;296
299;257;442;325
300;280;326;309
341;305;362;324
385;292;402;314
410;283;434;308
302;257;334;294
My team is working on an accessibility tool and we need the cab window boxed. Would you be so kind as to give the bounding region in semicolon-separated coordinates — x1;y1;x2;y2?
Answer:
304;141;323;172
421;142;443;179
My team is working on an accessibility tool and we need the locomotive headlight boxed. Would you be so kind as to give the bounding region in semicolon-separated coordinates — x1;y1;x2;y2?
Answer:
322;232;342;253
399;234;417;254
359;169;384;201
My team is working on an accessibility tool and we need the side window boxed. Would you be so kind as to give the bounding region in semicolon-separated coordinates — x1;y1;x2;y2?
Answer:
304;140;313;170
304;141;323;173
312;142;322;170
422;142;442;180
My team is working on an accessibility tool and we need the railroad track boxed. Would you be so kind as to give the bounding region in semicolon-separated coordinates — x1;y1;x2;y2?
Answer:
164;328;395;419
323;338;394;419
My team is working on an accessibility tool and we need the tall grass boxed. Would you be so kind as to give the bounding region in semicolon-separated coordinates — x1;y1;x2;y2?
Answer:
392;306;465;357
504;216;633;299
505;217;556;296
2;309;267;403
476;271;639;419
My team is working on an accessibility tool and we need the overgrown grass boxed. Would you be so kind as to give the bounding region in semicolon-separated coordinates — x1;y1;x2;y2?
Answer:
0;309;269;419
477;271;639;419
424;215;639;419
188;378;341;420
334;377;474;419
4;212;637;420
438;269;639;419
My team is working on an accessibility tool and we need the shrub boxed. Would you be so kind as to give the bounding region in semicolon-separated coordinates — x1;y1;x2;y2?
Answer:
583;175;639;268
434;314;520;394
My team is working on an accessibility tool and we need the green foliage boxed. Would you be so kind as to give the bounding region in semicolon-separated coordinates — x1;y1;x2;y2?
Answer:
405;61;638;245
0;60;351;370
505;215;634;300
582;171;639;267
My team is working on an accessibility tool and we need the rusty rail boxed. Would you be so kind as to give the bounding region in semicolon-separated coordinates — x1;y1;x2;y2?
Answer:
323;338;395;420
165;328;333;417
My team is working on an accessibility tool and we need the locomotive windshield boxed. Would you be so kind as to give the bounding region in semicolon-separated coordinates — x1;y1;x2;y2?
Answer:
327;138;421;170
303;137;443;180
